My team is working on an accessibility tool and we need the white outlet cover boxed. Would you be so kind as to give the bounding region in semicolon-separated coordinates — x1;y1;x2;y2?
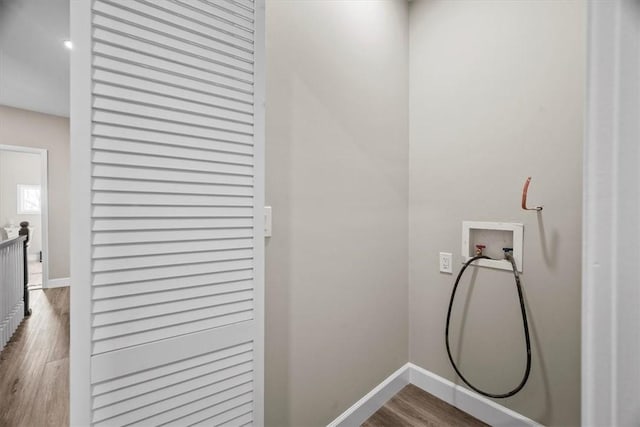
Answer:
439;252;453;274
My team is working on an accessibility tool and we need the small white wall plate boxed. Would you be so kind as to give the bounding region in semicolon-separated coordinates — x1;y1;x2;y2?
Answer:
462;221;523;272
264;206;272;237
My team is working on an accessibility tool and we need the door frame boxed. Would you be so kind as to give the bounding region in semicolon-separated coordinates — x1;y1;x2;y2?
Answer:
69;0;93;423
582;0;640;425
0;144;49;290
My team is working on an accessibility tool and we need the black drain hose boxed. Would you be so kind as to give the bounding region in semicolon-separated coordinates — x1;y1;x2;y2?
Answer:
445;253;531;398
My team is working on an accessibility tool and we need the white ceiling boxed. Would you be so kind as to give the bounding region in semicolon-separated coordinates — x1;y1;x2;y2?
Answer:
0;0;70;117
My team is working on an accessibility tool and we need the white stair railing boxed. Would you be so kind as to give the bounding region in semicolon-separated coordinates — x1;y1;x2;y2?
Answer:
0;236;26;351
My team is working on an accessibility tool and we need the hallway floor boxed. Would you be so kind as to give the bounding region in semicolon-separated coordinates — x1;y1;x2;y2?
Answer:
28;261;42;288
362;384;488;427
0;287;69;426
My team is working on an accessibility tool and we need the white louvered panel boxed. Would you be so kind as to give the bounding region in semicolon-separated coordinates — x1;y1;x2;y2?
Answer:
92;139;253;167
92;205;251;219
92;307;254;354
93;164;254;186
92;59;252;112
92;238;253;258
92;58;253;113
93;97;253;135
166;1;253;31
93;290;253;327
92;150;252;175
91;10;253;69
181;0;255;22
89;0;255;355
95;367;252;424
219;413;253;427
93;12;254;65
86;0;261;424
92;84;252;127
93;229;252;247
92;340;253;395
92;270;254;299
92;177;253;197
97;391;253;427
175;4;253;33
92;258;252;286
221;0;255;13
92;0;254;50
94;372;253;425
92;124;254;156
93;247;253;271
91;41;252;98
97;0;254;50
93;69;254;120
119;0;254;39
194;0;254;21
92;25;253;79
92;191;252;207
93;280;254;312
163;400;253;427
93;110;253;145
92;16;253;75
91;334;254;426
93;217;253;232
92;245;250;272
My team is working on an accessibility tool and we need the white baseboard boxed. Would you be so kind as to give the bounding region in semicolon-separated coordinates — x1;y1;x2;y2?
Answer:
46;277;70;288
409;363;541;427
327;364;410;427
327;363;541;427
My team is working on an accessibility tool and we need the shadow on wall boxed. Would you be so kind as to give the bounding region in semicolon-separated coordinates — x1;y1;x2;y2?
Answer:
537;213;558;270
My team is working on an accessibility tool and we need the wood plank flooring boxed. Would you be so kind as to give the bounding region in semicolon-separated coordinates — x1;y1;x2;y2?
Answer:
28;261;42;289
0;288;69;427
362;384;489;427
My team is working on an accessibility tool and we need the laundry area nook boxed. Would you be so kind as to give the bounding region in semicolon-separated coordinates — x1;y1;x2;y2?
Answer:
0;0;638;426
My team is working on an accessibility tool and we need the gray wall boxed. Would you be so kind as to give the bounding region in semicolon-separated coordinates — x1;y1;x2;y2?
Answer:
0;105;69;280
265;1;409;425
0;150;42;256
408;1;584;426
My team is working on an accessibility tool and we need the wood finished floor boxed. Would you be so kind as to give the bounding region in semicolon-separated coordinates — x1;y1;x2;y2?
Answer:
0;288;69;427
362;384;489;427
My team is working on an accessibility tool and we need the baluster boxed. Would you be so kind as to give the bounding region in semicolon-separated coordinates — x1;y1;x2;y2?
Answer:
19;222;31;316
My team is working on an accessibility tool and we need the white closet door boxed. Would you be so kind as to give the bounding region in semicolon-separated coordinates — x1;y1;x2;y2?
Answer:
70;1;264;425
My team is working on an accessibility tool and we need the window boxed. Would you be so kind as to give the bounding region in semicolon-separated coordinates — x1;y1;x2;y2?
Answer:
17;184;41;214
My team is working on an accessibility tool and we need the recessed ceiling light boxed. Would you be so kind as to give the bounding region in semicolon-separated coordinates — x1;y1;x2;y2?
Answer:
64;40;73;50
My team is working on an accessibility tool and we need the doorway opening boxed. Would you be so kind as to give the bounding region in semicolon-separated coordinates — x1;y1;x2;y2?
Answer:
0;144;49;289
0;0;71;424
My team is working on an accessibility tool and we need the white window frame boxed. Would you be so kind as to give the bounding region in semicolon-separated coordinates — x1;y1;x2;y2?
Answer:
17;184;42;215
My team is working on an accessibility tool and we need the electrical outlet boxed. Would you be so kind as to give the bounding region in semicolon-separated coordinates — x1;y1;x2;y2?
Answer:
439;252;453;274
